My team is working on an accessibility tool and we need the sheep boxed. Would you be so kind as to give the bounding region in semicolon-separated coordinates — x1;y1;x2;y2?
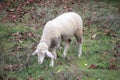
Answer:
32;12;83;67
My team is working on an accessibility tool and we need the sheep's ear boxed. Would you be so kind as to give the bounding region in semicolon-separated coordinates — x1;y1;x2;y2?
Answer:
45;50;54;59
32;49;37;55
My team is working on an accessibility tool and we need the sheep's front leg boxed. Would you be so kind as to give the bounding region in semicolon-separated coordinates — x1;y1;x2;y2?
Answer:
50;58;54;67
52;49;57;60
52;38;61;60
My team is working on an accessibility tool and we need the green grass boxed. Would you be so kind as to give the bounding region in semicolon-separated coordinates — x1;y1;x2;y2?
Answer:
0;0;120;80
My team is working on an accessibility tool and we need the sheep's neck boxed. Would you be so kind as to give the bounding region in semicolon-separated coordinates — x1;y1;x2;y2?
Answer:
40;40;50;49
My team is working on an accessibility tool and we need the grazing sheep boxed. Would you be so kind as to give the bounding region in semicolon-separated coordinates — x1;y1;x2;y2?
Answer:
32;12;83;67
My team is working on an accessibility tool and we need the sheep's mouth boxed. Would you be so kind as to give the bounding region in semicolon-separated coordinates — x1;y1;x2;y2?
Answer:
38;61;42;64
38;59;44;64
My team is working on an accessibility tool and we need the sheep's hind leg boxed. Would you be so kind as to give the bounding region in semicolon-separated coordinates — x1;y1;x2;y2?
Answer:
78;42;82;57
62;39;71;58
75;29;83;57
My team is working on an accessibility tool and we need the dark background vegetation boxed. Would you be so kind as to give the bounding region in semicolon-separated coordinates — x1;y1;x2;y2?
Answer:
0;0;120;80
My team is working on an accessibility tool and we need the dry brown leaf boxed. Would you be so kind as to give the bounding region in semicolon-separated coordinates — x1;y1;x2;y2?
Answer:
108;64;118;70
27;77;34;80
91;34;97;39
109;57;117;63
88;64;98;69
104;29;111;35
93;12;97;15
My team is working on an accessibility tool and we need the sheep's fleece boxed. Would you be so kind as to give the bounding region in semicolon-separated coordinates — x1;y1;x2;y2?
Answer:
32;12;83;67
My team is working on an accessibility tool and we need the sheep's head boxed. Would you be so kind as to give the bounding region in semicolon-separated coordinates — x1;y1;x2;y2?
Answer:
32;49;54;64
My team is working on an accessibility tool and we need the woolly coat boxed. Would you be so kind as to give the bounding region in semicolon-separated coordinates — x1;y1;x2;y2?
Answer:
40;12;83;49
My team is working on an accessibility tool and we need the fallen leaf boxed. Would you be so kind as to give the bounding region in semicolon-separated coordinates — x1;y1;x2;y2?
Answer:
5;64;14;70
91;34;97;39
9;8;15;12
6;77;17;80
77;76;82;80
93;12;97;15
108;64;118;70
27;77;34;80
0;76;3;80
101;52;107;56
9;52;16;56
104;29;111;35
10;15;17;19
111;34;117;37
109;57;117;63
39;77;45;80
4;64;23;71
88;64;98;69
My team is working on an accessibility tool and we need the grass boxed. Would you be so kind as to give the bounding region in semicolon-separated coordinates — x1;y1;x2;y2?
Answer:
0;0;120;80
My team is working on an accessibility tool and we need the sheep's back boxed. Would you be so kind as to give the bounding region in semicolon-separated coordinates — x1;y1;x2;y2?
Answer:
43;12;83;40
52;12;82;36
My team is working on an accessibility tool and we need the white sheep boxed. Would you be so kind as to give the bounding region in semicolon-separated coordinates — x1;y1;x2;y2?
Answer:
32;12;83;67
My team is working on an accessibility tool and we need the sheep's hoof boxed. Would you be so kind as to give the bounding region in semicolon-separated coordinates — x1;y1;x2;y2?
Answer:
49;61;54;67
62;54;66;58
78;53;82;57
54;56;57;60
49;63;54;67
78;55;81;57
